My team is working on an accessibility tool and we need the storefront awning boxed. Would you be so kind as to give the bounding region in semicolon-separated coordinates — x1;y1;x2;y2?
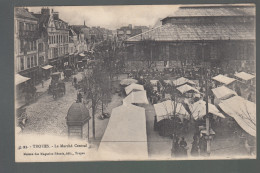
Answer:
15;74;30;85
42;65;53;70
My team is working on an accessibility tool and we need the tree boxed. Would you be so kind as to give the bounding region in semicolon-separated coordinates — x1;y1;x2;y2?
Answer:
83;63;110;139
138;38;158;69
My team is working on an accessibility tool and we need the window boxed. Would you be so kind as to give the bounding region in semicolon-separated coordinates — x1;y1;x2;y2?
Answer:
38;43;43;52
31;56;34;67
19;22;24;31
34;56;37;66
20;40;24;53
20;57;24;70
27;57;30;68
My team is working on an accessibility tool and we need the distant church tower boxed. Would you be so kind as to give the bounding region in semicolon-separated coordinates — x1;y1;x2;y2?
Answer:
84;20;86;26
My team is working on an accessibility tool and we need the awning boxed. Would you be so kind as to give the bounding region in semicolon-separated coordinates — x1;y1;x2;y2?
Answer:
98;104;148;160
177;84;199;94
150;80;158;85
219;96;256;137
79;53;85;57
189;100;225;120
234;72;255;81
172;77;195;86
212;74;236;85
212;86;237;100
154;100;189;121
15;74;30;85
125;83;144;95
42;65;53;70
123;90;149;105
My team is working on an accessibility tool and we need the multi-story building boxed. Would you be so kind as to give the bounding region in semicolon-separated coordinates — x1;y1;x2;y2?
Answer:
125;4;255;73
15;8;40;85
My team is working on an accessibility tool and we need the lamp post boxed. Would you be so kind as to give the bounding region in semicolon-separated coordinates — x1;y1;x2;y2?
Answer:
201;40;211;156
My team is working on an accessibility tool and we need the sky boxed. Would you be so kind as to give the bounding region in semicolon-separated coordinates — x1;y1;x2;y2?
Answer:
27;5;179;30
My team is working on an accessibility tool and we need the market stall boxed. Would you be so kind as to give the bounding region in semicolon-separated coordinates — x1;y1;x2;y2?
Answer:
177;84;200;98
125;83;144;95
120;78;138;86
219;96;256;137
123;90;149;105
172;77;196;87
98;104;148;160
212;74;236;88
211;86;237;105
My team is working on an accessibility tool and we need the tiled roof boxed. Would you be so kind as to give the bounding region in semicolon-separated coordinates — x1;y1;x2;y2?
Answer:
170;5;255;17
126;23;255;42
15;8;38;20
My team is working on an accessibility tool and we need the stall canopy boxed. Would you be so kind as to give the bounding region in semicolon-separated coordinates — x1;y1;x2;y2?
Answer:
177;84;199;94
219;96;256;137
163;80;173;85
79;53;85;57
212;86;237;100
98;104;148;160
42;65;53;70
234;72;255;81
212;74;236;85
123;90;149;105
150;80;159;85
15;74;30;85
189;100;225;120
125;83;144;95
154;100;189;121
120;78;138;86
172;77;195;86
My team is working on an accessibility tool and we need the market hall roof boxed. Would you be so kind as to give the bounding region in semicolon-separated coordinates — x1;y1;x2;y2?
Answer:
125;22;255;43
165;5;255;18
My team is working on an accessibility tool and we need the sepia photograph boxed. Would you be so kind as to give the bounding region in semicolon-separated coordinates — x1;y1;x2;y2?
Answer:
14;4;256;162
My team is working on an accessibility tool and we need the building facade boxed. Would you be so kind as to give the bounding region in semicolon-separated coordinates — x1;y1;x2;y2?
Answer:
124;5;255;74
15;8;40;85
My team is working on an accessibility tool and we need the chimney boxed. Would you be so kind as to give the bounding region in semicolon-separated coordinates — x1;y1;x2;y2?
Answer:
52;11;59;20
41;8;50;15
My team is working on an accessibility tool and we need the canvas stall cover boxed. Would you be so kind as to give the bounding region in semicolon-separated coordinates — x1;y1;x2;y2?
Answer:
123;90;149;105
212;74;236;85
177;84;199;94
189;100;225;120
120;78;138;86
234;72;255;81
211;86;237;100
154;100;189;121
125;83;144;95
15;74;30;85
98;104;148;160
172;77;195;86
219;96;256;137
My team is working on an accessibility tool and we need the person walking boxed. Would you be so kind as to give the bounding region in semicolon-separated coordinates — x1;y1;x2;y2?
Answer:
179;137;188;157
191;137;199;157
77;92;82;103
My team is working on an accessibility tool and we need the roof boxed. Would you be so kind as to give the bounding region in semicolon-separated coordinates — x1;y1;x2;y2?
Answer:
219;96;256;136
154;100;189;121
123;90;149;105
67;103;91;125
15;8;38;20
98;104;148;160
212;74;236;85
212;86;237;100
125;83;144;95
126;22;255;42
189;100;225;120
15;74;30;85
234;72;255;81
177;84;199;94
171;5;255;18
172;77;195;86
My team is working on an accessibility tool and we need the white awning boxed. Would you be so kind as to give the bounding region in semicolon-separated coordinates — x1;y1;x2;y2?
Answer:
120;78;138;86
154;100;189;121
125;83;144;95
150;80;158;85
15;74;30;85
219;96;256;137
189;100;225;120
98;104;148;160
123;90;149;105
172;77;196;86
79;53;85;57
177;84;199;94
42;65;53;70
212;74;236;85
212;86;237;100
234;72;255;81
